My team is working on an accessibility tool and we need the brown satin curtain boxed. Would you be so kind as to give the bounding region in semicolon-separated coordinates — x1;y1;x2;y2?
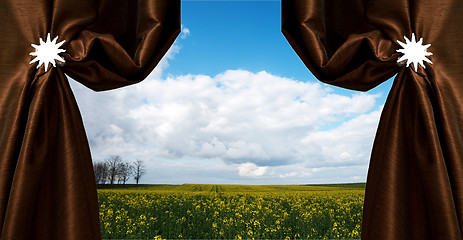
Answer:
0;0;179;239
283;0;463;239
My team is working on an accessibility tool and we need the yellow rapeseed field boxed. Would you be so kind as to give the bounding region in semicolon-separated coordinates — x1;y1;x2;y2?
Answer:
98;184;364;239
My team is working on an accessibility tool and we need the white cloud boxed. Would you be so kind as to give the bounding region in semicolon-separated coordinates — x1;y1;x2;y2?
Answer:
180;25;190;39
279;172;298;178
68;32;384;184
301;107;382;168
238;162;268;177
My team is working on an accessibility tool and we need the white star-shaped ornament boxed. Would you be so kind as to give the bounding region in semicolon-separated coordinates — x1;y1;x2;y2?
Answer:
396;33;432;72
30;33;66;71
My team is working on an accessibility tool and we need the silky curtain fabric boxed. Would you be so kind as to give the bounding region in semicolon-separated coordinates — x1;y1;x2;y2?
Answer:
0;0;180;239
283;0;463;239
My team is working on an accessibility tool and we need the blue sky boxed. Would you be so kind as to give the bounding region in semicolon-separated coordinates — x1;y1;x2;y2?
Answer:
171;1;392;98
170;1;306;80
70;1;393;185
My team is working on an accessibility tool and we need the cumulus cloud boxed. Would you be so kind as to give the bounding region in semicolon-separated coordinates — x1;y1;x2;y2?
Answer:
238;162;268;177
301;107;382;168
68;28;384;184
72;70;379;163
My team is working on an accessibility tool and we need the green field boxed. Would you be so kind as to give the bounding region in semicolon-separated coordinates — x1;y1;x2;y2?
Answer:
98;184;365;239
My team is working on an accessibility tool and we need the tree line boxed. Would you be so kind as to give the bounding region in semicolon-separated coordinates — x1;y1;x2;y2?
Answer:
93;155;146;184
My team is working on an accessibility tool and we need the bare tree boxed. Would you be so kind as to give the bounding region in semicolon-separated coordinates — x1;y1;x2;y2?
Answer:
93;161;108;184
117;162;133;184
106;155;123;185
132;159;146;184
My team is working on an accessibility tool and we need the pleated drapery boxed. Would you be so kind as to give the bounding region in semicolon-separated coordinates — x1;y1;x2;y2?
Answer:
0;0;180;239
283;0;463;239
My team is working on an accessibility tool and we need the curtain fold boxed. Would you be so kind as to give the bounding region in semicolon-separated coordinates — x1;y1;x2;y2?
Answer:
283;0;463;239
0;0;180;239
282;0;400;91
